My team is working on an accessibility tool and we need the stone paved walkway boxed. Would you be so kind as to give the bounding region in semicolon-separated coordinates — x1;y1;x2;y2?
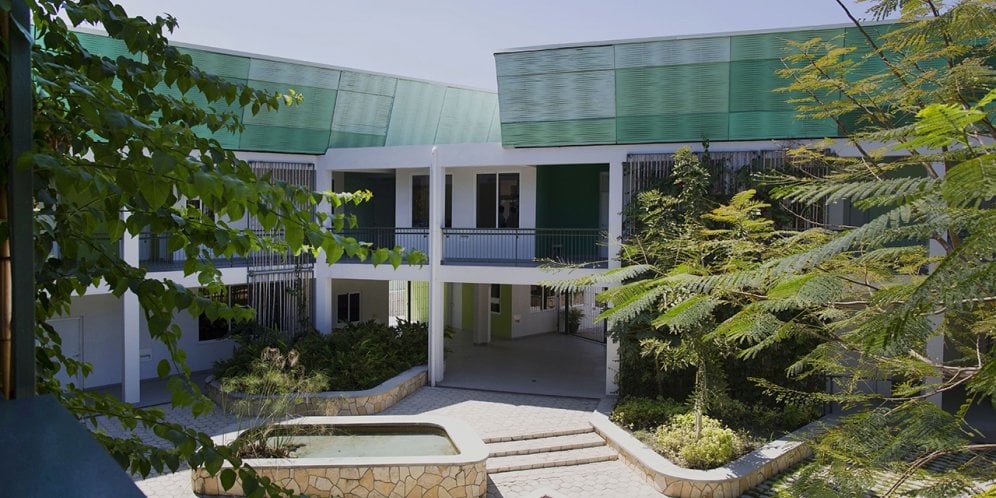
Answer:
98;386;664;498
93;386;996;497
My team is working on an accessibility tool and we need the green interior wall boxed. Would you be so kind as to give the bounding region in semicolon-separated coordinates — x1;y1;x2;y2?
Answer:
342;173;396;227
536;164;606;228
461;284;474;332
535;164;606;261
490;285;512;339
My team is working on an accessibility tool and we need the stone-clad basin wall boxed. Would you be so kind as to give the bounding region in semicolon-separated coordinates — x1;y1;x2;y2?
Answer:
591;396;839;498
205;365;427;416
192;415;489;498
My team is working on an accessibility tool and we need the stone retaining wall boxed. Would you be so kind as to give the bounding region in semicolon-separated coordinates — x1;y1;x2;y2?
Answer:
193;462;487;498
591;396;836;498
192;415;489;498
205;365;427;416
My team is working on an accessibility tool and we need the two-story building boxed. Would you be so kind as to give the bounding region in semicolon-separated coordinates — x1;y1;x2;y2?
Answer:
59;21;898;403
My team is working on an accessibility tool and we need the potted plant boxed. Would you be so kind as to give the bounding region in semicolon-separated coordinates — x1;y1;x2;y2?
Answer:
565;307;583;334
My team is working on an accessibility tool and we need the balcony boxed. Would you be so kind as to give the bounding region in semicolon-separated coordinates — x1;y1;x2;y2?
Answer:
335;227;606;268
139;233;248;271
138;232;314;272
443;228;605;267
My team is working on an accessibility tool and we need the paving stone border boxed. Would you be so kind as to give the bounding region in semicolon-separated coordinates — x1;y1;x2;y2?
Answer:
204;365;427;416
192;415;488;498
590;396;839;498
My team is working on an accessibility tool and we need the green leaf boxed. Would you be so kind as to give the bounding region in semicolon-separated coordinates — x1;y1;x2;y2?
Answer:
219;469;237;490
156;359;170;378
650;295;716;332
766;274;818;300
284;223;304;251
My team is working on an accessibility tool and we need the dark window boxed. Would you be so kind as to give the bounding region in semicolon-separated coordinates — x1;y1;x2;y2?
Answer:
477;173;519;228
476;174;497;228
490;284;501;314
198;284;248;342
337;292;360;323
499;173;519;228
412;175;452;228
530;285;556;311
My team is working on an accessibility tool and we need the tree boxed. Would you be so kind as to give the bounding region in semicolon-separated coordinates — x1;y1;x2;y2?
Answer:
553;147;823;436
617;0;995;493
3;0;414;495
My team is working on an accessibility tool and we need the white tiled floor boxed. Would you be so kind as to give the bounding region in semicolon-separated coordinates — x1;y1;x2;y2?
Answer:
440;331;606;399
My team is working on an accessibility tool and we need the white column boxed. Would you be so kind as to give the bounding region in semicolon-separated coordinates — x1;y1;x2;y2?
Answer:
428;147;445;385
121;214;141;403
605;160;624;394
474;284;491;345
314;169;334;334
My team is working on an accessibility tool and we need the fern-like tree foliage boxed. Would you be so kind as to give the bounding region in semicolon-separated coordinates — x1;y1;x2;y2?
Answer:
694;0;994;493
554;0;995;492
755;0;996;493
2;1;417;495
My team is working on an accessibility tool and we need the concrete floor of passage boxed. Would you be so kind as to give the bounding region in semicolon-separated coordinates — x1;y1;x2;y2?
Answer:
86;370;214;408
439;330;607;399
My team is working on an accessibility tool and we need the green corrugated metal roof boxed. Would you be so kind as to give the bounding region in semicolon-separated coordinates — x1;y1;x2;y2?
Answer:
730;28;844;60
495;45;614;77
247;58;340;89
497;71;615;122
76;31;145;62
614;37;730;68
177;48;250;80
434;88;499;144
385;80;447;146
75;31;498;153
338;71;398;97
243;81;337;129
240;125;331;153
615;64;729;116
728;60;796;112
500;119;616;147
331;90;393;136
496;24;901;147
729;111;837;139
617;113;729;143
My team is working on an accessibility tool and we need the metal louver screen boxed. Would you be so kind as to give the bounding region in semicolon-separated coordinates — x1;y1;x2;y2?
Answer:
249;270;315;340
248;161;317;270
245;161;317;339
623;150;829;231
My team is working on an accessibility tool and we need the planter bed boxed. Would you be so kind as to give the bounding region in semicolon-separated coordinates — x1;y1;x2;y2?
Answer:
205;365;427;416
591;396;838;498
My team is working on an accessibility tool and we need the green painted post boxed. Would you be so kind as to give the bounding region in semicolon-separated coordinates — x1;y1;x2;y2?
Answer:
5;0;34;399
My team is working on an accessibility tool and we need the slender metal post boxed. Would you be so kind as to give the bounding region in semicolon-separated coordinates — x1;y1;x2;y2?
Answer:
2;0;34;399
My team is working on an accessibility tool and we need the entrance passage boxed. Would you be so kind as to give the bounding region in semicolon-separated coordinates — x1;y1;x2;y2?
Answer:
439;331;606;399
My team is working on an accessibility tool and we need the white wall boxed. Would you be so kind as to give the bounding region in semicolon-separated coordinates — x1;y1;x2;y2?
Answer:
138;308;235;379
509;285;558;338
329;279;390;326
52;294;123;388
395;166;537;229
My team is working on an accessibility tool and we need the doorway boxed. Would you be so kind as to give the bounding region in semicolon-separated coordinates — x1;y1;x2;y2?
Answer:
50;317;84;389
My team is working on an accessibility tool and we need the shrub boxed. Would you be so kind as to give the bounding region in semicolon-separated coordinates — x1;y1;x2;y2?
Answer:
709;397;820;437
654;413;752;469
215;320;429;392
212;325;288;379
610;397;688;431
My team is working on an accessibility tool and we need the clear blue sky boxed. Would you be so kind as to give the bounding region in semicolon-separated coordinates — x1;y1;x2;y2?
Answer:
113;0;872;91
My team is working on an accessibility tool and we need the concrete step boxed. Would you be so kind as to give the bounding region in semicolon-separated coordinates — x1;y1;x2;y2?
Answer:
482;426;593;444
487;445;618;474
487;431;607;457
